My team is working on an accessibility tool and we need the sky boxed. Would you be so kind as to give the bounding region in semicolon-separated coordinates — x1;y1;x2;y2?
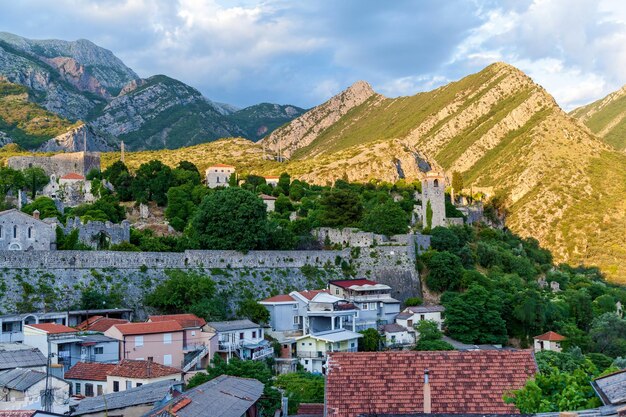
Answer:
1;0;626;110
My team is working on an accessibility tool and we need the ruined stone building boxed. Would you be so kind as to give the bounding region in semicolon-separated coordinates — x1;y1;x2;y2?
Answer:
419;170;447;228
62;217;131;249
0;209;56;250
8;151;101;178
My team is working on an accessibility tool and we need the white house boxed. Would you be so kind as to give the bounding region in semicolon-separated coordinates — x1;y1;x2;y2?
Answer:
204;320;273;361
395;305;445;330
379;323;415;348
0;368;69;413
295;329;362;373
205;164;235;188
260;194;277;212
533;331;566;352
65;362;116;397
264;176;280;187
106;359;183;393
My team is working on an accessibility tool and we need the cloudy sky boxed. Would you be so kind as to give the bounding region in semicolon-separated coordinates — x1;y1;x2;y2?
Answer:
1;0;626;109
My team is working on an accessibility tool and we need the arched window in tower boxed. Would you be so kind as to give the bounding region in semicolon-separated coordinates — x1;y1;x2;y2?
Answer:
13;225;18;239
28;227;34;239
0;225;3;238
434;179;439;188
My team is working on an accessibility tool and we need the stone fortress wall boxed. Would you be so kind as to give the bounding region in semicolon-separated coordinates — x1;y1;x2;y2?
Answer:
7;152;101;177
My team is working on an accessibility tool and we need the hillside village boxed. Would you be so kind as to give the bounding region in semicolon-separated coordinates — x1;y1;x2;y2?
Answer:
0;143;623;417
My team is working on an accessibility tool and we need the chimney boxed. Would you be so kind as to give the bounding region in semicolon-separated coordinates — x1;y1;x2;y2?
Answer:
33;210;40;220
423;368;431;414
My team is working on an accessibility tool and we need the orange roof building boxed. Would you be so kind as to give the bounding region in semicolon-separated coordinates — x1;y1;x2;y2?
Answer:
534;331;566;352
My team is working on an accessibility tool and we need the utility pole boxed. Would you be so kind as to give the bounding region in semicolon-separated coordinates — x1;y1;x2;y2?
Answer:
120;141;125;163
83;128;87;152
43;338;53;412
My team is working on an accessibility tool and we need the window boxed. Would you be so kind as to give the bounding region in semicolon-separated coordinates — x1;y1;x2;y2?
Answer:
191;330;196;336
163;333;172;344
301;342;305;346
293;316;300;325
434;179;439;188
420;314;425;321
85;383;94;397
148;356;154;362
407;320;413;327
113;381;119;392
136;383;143;387
13;225;17;239
126;381;132;390
94;346;104;355
135;336;143;347
309;342;312;346
216;177;220;183
163;354;172;365
27;227;33;239
260;329;263;338
370;302;377;310
304;360;309;364
335;288;339;295
97;385;103;396
75;383;81;395
2;322;13;332
292;303;298;309
239;332;244;340
0;225;3;238
362;303;369;310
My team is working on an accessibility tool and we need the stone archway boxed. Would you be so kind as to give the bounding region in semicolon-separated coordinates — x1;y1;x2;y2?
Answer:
8;242;22;250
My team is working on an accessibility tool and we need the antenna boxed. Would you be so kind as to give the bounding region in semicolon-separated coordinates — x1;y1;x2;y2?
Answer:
120;141;125;163
83;127;87;152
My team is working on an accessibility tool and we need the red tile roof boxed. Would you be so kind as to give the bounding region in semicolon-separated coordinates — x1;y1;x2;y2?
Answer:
108;359;182;379
325;350;537;417
259;193;277;200
61;172;85;180
26;323;76;334
148;314;206;328
111;321;183;336
297;403;324;416
77;316;130;332
297;289;329;300
170;397;192;413
0;411;36;417
330;279;380;289
65;362;117;381
209;164;235;168
534;331;566;341
260;294;296;303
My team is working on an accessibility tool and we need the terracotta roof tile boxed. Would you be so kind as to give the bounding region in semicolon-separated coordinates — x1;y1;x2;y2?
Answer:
26;323;76;334
0;411;36;417
65;362;117;381
298;403;324;414
259;193;277;200
325;350;537;417
297;289;329;300
61;172;85;180
77;316;130;332
330;279;380;288
111;321;183;336
148;314;206;328
533;331;566;341
108;359;182;379
208;164;235;168
260;294;296;303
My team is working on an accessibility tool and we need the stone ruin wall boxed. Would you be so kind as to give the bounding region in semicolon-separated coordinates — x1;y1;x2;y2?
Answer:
7;152;101;177
0;243;422;318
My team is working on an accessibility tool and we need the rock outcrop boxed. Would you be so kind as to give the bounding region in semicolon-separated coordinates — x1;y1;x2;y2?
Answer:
36;124;114;152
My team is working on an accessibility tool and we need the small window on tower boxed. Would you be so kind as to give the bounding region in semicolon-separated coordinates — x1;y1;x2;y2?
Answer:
434;179;439;188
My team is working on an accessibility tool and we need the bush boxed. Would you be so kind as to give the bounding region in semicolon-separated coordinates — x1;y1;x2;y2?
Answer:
425;251;464;292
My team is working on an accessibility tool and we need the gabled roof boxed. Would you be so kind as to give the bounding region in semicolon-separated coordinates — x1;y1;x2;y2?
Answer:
264;175;280;179
311;292;344;303
259;294;297;304
406;305;446;314
60;172;85;180
142;375;263;417
206;319;260;332
592;368;626;405
0;347;46;370
110;321;183;336
148;314;206;328
379;323;408;334
294;289;329;301
26;323;76;334
108;359;181;379
0;368;47;391
72;379;177;415
0;209;52;226
325;350;537;417
65;362;116;381
76;316;130;332
259;193;277;200
533;331;566;341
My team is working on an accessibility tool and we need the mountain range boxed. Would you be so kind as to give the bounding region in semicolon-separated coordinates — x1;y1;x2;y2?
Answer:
0;32;304;151
0;33;624;282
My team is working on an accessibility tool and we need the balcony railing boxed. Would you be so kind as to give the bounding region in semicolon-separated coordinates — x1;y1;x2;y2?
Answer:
297;351;325;358
251;347;274;360
183;343;206;352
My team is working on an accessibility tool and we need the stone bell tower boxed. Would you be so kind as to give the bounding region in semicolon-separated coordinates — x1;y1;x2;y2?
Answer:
421;170;447;228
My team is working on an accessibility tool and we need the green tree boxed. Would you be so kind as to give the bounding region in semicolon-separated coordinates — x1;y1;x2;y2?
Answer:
443;284;508;344
132;160;172;205
404;297;423;307
275;372;325;414
173;161;201;185
188;187;268;251
358;328;382;351
145;270;227;320
414;320;454;351
22;196;61;219
593;294;616;317
425;200;433;230
80;287;123;310
430;226;461;252
236;299;270;324
243;175;266;192
589;313;626;357
425;251;464;292
23;167;48;199
0;166;24;197
318;188;363;228
278;172;291;195
360;200;408;236
451;171;463;195
165;184;197;231
275;194;294;215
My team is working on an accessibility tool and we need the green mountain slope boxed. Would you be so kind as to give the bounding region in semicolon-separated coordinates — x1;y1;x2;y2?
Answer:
226;103;305;141
261;63;626;282
570;85;626;151
0;80;79;148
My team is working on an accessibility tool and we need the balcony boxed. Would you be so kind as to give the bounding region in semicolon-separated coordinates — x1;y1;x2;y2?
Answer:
251;347;274;360
183;343;206;352
297;351;325;359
